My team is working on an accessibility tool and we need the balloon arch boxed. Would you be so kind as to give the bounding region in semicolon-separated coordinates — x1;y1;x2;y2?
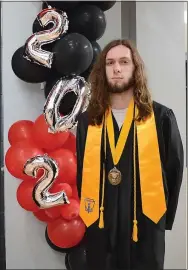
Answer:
6;1;116;269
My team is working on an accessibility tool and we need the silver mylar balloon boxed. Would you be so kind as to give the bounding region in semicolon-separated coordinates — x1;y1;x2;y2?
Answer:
23;154;70;209
44;76;91;133
24;7;69;68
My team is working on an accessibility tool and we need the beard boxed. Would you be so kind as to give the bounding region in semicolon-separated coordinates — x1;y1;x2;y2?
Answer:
107;76;135;93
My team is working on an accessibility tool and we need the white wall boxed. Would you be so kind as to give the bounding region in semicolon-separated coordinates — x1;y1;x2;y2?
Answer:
136;2;186;269
2;1;121;269
98;1;121;49
2;1;66;269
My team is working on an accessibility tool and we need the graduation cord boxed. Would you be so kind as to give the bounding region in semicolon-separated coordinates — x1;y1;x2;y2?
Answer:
99;114;107;229
98;108;138;241
132;114;138;242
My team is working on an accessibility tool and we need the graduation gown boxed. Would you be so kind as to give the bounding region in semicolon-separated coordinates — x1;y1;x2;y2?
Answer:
76;101;184;270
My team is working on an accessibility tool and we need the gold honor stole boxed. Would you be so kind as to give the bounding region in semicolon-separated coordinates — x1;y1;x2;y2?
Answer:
79;98;167;241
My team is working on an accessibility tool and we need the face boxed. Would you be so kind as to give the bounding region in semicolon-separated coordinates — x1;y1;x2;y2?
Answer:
105;45;135;93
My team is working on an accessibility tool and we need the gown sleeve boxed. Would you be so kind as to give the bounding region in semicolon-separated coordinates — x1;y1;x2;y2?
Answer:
76;114;87;199
162;109;184;230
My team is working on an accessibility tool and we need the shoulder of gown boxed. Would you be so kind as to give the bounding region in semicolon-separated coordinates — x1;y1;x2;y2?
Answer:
152;100;184;230
152;100;172;118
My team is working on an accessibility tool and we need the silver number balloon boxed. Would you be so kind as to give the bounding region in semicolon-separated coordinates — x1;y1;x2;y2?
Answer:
23;154;70;209
24;7;69;68
44;76;91;133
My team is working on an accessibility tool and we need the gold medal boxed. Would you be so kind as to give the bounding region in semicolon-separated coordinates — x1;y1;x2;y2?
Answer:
106;98;134;186
108;167;122;185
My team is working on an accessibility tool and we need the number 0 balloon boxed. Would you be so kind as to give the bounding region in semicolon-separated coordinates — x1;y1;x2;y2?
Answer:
44;76;91;133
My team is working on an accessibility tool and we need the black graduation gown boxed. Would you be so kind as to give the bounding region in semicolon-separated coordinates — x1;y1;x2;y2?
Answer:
76;101;184;270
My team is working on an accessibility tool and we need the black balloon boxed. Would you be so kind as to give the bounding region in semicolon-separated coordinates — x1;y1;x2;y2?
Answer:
67;4;106;41
68;245;87;270
11;46;50;83
65;253;71;270
52;33;93;76
44;74;77;116
89;41;101;67
81;41;101;80
87;1;116;11
80;68;91;81
42;1;80;11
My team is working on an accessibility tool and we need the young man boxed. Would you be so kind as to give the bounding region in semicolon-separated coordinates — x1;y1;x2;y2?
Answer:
76;39;184;270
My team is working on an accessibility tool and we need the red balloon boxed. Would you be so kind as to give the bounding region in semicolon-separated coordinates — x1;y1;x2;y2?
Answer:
49;149;77;185
11;139;37;148
49;182;73;198
17;180;39;212
5;140;44;181
33;209;54;223
8;120;34;146
45;206;62;220
32;114;70;151
71;185;80;201
61;199;80;221
62;132;76;155
47;217;86;248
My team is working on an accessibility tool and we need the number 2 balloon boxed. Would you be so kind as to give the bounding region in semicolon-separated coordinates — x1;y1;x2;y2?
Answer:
24;6;69;68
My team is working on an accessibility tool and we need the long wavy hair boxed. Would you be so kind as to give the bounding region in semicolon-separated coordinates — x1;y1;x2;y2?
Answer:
87;39;153;125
